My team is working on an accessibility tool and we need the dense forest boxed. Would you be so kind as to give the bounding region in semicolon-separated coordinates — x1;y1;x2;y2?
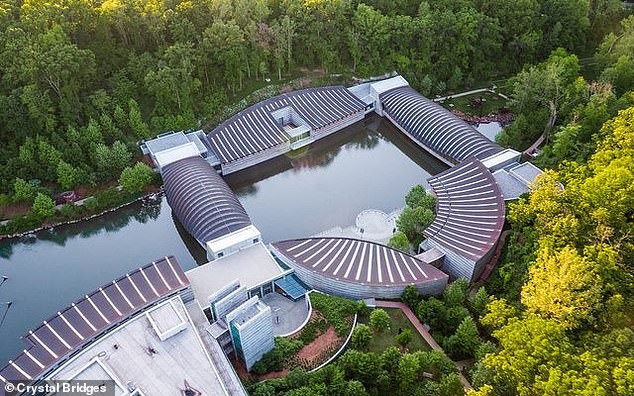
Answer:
0;0;626;199
2;1;634;395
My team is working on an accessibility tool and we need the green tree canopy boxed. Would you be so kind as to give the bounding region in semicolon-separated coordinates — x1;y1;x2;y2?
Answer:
31;192;55;219
369;309;391;333
119;162;154;194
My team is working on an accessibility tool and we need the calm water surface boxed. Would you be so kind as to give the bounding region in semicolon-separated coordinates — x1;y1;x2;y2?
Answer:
0;115;446;362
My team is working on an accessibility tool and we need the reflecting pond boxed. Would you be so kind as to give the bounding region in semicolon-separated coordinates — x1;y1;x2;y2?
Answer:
0;114;447;362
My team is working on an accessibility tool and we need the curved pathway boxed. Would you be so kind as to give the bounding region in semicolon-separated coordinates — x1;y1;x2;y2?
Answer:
375;300;473;390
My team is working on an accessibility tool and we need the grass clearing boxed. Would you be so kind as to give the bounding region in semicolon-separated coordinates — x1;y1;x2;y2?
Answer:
440;91;507;116
363;308;430;354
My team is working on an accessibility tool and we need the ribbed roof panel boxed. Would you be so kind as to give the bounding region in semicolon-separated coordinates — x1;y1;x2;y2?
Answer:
272;237;447;286
162;156;251;244
380;86;502;163
207;86;366;164
424;158;505;262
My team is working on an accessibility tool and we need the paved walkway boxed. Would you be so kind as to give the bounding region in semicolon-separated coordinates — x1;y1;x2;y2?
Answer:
315;208;402;245
433;87;509;102
375;300;473;390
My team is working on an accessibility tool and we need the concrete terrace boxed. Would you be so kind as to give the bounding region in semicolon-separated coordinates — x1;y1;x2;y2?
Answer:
261;292;310;336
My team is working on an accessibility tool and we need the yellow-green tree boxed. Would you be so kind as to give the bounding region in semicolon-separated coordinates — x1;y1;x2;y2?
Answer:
521;246;603;330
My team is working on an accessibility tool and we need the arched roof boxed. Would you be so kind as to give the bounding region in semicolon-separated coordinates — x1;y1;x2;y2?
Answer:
0;256;188;384
207;86;366;164
379;86;502;163
424;158;505;262
272;237;447;286
162;156;251;244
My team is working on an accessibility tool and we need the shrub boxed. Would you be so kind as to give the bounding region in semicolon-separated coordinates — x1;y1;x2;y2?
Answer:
351;324;373;350
310;293;359;336
83;197;99;212
251;337;304;374
401;285;421;309
1;212;43;234
59;203;83;220
396;329;412;349
369;309;391;333
297;318;328;345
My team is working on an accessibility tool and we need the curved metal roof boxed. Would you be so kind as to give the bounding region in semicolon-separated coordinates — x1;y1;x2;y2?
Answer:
272;237;447;286
207;86;366;164
424;158;505;262
0;256;189;385
380;86;502;163
162;156;251;244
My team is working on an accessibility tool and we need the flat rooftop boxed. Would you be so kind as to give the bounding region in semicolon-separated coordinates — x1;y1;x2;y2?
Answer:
186;243;286;309
231;303;263;326
50;296;230;396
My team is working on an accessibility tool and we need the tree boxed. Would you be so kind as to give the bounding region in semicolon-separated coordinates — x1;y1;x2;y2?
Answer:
351;324;373;350
397;353;420;394
440;373;465;396
501;49;582;149
369;309;391;333
349;4;390;75
416;297;447;330
388;231;410;252
443;278;469;307
480;298;517;332
471;287;489;318
405;184;436;211
271;16;295;80
482;317;575;393
128;99;150;138
56;160;78;190
396;206;434;247
396;329;412;349
94;141;132;178
400;284;421;309
119;162;154;194
521;246;603;330
31;192;55;219
203;20;245;93
600;55;634;95
443;316;481;359
13;178;38;203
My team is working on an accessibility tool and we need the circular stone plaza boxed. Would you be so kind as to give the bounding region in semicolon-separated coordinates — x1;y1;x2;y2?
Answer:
1;75;543;393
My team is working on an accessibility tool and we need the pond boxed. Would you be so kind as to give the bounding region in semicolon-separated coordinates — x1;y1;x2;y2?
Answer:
0;114;447;363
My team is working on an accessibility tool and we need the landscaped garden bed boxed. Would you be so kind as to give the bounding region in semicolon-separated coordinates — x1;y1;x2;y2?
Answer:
238;293;362;382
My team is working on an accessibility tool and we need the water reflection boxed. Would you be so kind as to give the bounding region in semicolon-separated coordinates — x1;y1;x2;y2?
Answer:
0;113;449;363
0;196;197;363
230;114;448;243
171;211;208;265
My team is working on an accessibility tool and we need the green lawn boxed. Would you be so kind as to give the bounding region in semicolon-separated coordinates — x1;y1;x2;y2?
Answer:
364;308;431;354
440;91;507;116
